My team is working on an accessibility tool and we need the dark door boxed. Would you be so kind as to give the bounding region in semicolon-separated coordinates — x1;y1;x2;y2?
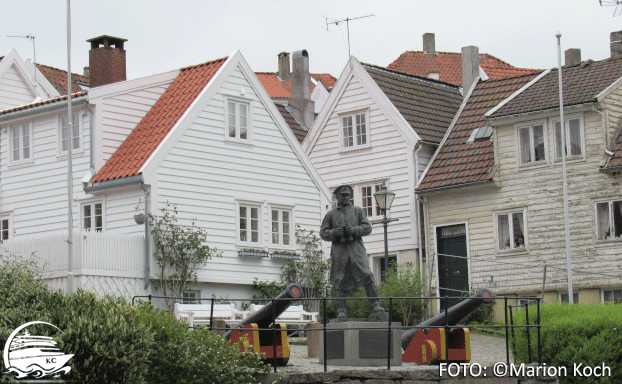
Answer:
436;225;468;309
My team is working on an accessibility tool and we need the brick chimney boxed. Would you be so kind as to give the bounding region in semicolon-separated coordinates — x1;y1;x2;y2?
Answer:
423;33;435;54
611;31;622;57
278;52;290;81
87;35;127;87
289;50;315;128
565;48;581;66
461;45;479;94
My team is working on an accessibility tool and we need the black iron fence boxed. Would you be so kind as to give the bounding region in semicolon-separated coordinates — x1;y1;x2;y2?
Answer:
131;294;541;374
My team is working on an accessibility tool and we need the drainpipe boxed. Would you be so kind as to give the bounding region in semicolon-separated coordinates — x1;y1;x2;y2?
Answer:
414;142;423;270
139;182;150;289
87;104;95;175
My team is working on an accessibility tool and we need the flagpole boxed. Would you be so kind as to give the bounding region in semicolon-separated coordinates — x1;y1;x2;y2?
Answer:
66;0;74;294
556;31;573;303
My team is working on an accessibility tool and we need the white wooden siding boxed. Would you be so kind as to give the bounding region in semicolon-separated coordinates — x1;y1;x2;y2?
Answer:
425;108;622;295
154;65;325;285
307;74;416;256
0;64;36;111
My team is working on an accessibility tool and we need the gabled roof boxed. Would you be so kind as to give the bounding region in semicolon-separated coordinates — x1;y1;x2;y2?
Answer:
36;64;88;94
418;72;541;192
489;56;622;119
91;57;227;183
362;63;463;143
275;104;306;143
388;51;539;87
0;91;88;117
255;72;337;99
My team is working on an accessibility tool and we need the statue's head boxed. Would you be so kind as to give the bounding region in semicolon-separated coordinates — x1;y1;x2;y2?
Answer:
334;185;353;207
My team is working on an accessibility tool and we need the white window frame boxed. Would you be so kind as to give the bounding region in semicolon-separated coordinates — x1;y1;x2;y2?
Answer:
82;200;104;232
10;122;33;164
182;290;201;304
515;121;547;166
360;182;384;218
269;205;294;249
494;208;528;253
0;216;10;241
339;109;370;151
602;288;622;303
236;202;262;246
552;115;584;161
332;180;386;219
560;292;579;304
224;97;252;144
595;199;622;242
58;112;82;155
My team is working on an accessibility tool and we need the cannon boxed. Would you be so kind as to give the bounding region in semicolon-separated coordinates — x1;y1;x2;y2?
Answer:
402;289;493;364
225;283;302;366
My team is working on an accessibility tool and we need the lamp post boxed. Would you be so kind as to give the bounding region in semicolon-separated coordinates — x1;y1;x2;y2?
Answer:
374;183;397;280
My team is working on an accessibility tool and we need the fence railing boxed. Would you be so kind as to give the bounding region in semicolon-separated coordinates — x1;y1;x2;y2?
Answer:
131;294;541;374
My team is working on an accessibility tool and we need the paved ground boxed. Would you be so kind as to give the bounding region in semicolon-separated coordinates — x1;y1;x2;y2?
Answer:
279;332;512;373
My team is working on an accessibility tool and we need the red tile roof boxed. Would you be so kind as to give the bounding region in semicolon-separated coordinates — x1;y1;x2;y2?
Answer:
255;72;337;98
0;91;88;116
311;73;337;89
418;72;541;191
276;104;306;143
91;57;227;183
36;64;88;94
388;51;539;87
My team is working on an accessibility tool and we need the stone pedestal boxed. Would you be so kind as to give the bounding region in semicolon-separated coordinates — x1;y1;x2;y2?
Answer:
318;321;402;366
306;321;320;358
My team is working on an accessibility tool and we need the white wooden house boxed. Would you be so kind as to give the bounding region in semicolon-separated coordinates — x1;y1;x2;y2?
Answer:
303;56;463;281
0;46;331;301
418;38;622;312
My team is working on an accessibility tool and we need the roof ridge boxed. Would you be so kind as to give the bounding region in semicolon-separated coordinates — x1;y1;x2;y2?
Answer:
361;62;460;89
180;56;228;71
36;63;87;80
480;69;545;83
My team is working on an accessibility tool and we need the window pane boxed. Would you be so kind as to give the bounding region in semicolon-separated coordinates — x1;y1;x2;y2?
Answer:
22;125;30;159
72;114;80;149
239;104;247;139
568;119;581;156
356;113;366;145
228;102;236;138
250;207;259;243
343;116;353;147
13;127;20;161
512;212;524;248
519;127;531;164
597;202;611;240
498;214;510;250
555;121;562;158
239;206;247;241
1;219;9;240
533;125;545;161
613;201;622;238
272;209;279;243
94;203;103;231
282;211;290;246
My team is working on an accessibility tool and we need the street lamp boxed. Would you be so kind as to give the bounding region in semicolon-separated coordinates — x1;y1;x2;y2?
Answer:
374;183;397;280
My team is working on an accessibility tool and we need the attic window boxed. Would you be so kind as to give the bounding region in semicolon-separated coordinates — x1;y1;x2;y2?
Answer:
427;72;440;80
467;126;494;144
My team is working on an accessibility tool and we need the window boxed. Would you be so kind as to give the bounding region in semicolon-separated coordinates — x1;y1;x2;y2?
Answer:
11;123;32;162
239;204;260;244
361;183;383;217
518;124;545;164
554;117;582;159
378;256;397;282
0;218;9;240
560;292;579;304
341;111;368;149
83;202;103;231
603;289;622;303
271;208;292;246
60;112;80;152
496;210;526;251
596;200;622;240
227;100;250;141
182;290;200;304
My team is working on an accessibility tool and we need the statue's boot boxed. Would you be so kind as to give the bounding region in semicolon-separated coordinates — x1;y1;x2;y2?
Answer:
364;283;385;313
336;289;348;318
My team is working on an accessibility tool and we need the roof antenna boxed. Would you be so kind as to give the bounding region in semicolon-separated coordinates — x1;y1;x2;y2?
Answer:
325;14;374;67
599;0;622;16
6;34;37;83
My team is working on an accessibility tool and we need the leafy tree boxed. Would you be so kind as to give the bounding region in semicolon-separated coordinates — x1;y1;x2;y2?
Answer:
281;227;330;312
379;261;428;326
149;203;220;311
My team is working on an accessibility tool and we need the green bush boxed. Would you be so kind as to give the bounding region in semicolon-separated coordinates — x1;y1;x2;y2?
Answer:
378;261;427;326
46;290;154;384
247;279;287;309
511;303;622;384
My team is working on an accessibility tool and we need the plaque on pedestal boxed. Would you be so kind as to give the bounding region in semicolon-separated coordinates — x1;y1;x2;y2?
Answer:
318;321;402;366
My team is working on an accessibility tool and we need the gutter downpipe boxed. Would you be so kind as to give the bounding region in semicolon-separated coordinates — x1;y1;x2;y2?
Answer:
414;143;424;272
556;32;574;303
66;0;74;294
140;182;150;289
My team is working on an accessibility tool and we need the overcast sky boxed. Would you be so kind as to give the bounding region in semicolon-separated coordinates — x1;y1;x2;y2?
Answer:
1;1;621;82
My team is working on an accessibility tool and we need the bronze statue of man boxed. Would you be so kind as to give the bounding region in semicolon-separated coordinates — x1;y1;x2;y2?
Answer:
320;184;386;319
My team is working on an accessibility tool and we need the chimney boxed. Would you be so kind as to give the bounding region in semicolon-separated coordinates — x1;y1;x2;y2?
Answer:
461;45;479;93
611;31;622;57
278;52;290;81
565;48;581;66
423;33;435;54
87;35;127;87
289;50;315;128
83;66;90;79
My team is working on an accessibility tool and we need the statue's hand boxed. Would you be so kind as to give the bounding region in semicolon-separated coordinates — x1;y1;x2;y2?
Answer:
345;224;356;236
335;226;345;238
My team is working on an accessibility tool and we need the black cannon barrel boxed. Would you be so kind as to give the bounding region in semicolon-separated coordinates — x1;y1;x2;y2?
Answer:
224;283;302;340
401;289;493;350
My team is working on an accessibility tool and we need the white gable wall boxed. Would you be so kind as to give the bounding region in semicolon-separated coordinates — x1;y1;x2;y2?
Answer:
0;64;38;111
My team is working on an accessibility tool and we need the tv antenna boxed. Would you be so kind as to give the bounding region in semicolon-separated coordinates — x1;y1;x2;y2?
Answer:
325;14;374;60
599;0;622;16
6;34;37;82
